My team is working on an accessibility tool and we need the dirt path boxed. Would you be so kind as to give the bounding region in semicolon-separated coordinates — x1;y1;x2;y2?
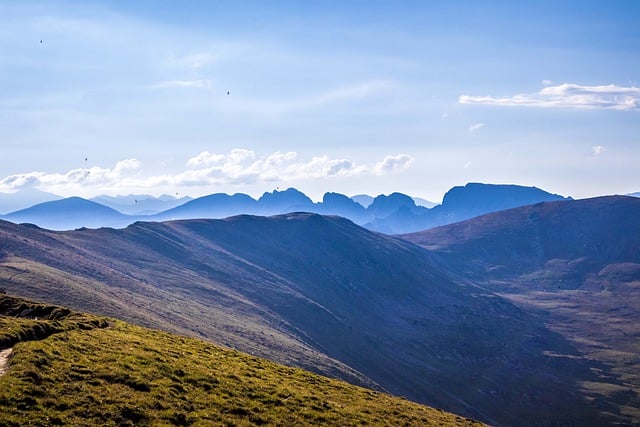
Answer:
0;348;12;376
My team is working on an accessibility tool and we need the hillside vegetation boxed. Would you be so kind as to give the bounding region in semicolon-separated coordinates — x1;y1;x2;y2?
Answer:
0;294;483;426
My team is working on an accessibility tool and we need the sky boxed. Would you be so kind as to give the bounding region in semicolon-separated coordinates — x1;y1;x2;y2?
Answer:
1;0;639;203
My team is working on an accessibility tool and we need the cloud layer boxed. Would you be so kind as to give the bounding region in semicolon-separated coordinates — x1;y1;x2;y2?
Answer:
460;83;640;111
0;150;414;196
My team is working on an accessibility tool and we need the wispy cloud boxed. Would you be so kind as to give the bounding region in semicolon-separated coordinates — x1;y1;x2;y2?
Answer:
592;145;605;156
468;123;485;133
0;150;414;196
459;83;640;111
225;80;396;118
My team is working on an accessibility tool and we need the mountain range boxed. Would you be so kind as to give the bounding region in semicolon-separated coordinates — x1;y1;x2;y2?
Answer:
2;195;638;425
0;188;61;215
90;194;193;215
0;183;569;233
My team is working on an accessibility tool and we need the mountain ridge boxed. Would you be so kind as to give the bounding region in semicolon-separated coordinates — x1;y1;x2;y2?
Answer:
0;207;620;426
400;195;640;424
2;183;570;233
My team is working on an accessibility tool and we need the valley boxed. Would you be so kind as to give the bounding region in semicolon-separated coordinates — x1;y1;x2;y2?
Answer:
402;195;640;423
2;196;637;425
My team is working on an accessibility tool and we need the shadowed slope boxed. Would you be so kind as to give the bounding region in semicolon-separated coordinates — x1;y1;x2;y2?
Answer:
0;214;613;426
402;196;640;423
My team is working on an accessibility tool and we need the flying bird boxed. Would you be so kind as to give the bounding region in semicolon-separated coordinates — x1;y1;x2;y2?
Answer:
227;91;230;95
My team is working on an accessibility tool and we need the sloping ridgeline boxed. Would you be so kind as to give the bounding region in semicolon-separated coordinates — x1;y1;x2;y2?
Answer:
0;214;612;426
0;294;484;426
402;196;640;425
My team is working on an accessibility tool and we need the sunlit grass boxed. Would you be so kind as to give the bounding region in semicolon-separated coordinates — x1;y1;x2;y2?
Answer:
0;296;484;426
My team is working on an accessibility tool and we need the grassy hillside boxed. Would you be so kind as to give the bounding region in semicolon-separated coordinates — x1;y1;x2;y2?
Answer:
0;295;483;426
0;214;619;426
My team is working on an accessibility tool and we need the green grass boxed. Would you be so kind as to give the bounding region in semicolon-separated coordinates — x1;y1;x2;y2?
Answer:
0;295;484;426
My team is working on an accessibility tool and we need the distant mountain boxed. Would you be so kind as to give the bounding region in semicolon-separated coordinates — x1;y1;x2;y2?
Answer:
351;194;374;208
365;183;570;234
363;193;429;234
1;184;572;234
352;194;436;209
4;197;133;230
432;182;569;221
91;194;192;215
413;196;437;208
318;192;368;223
402;195;639;279
401;195;640;425
0;214;613;426
256;188;316;215
154;193;258;221
0;188;62;214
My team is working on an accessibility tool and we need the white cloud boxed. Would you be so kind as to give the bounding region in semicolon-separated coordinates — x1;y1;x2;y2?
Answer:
0;151;413;196
468;123;485;133
542;79;552;86
0;158;143;193
592;145;605;156
186;151;225;168
372;154;414;175
459;83;640;111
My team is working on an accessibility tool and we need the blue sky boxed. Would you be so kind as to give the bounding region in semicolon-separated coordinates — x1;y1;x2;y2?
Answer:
1;1;639;202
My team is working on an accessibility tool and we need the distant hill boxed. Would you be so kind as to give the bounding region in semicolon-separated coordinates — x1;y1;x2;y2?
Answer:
401;195;640;424
3;197;133;230
351;194;374;208
352;194;436;210
91;194;192;215
257;188;316;215
1;183;571;234
413;196;437;208
402;196;639;281
0;188;61;215
154;192;259;221
365;183;569;234
318;192;368;223
0;294;481;426
0;214;614;426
